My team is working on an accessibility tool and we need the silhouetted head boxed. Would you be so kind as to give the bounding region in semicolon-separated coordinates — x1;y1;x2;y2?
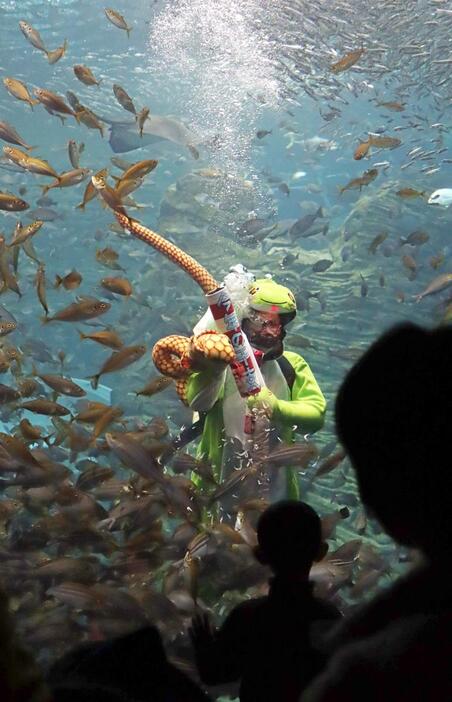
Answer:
335;322;452;559
255;500;325;575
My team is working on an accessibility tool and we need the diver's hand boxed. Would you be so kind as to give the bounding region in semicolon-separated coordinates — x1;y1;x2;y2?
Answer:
247;387;278;418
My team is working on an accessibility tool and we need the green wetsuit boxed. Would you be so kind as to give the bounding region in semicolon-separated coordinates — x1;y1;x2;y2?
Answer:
186;350;326;500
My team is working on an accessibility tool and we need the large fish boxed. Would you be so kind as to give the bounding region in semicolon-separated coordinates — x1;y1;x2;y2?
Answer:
93;111;201;154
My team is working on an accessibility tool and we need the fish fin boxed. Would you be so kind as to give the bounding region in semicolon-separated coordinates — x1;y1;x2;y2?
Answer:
77;329;87;340
90;375;100;390
79;143;85;154
54;275;63;288
73;112;81;124
40;184;50;196
75;202;85;211
126;27;132;39
40;315;51;324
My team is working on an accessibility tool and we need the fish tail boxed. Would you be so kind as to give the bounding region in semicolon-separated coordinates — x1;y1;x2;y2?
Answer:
26;145;38;152
77;329;86;340
126;27;132;39
75;202;85;211
40;315;51;324
41;184;50;196
54;275;63;288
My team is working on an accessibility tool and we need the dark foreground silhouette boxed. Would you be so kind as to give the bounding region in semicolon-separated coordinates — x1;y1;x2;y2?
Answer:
302;322;452;701
48;625;210;702
190;500;341;701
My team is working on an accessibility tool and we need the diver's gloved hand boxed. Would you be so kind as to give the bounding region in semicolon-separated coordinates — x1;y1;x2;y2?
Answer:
246;387;278;418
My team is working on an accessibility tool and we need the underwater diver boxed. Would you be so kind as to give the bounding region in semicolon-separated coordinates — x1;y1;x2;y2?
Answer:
185;274;326;501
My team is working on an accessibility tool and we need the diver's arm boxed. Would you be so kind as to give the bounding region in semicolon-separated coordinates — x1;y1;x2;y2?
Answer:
185;368;226;412
273;351;326;433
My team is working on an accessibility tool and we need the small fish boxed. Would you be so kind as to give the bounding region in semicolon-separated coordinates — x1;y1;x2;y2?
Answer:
368;232;387;254
18;418;50;444
100;277;133;296
3;145;60;179
32;369;86;397
34;88;80;123
289;207;324;238
375;100;405;112
10;219;44;247
135;375;173;397
0;121;34;150
78;328;124;349
96;247;124;270
46;40;68;65
19;399;71;416
105;8;132;38
112;84;136;115
429;253;445;270
91;171;127;215
368;134;401;149
54;271;82;291
0;305;17;336
0;191;29;211
339;168;378;194
312;259;334;273
76;168;107;210
402;254;417;277
66;90;83;112
89;345;146;389
113;159;158;183
256;129;272;139
68;140;85;169
353;141;370;160
73;65;101;87
359;273;368;297
41;168;91;196
35;263;49;317
400;230;429;246
396;188;425;199
136;107;150;138
3;77;39;109
76;107;104;137
43;298;111;323
330;48;365;74
415;273;452;302
278;182;290;196
18;20;48;54
314;448;347;478
280;252;299;267
427;188;452;207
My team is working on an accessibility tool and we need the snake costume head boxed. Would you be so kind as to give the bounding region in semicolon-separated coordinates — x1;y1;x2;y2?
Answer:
242;277;297;360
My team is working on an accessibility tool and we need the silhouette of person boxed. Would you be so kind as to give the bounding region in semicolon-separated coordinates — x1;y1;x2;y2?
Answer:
190;500;341;701
302;323;452;701
48;625;210;702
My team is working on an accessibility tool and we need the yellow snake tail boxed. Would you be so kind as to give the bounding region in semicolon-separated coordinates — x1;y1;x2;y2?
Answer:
114;211;218;294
